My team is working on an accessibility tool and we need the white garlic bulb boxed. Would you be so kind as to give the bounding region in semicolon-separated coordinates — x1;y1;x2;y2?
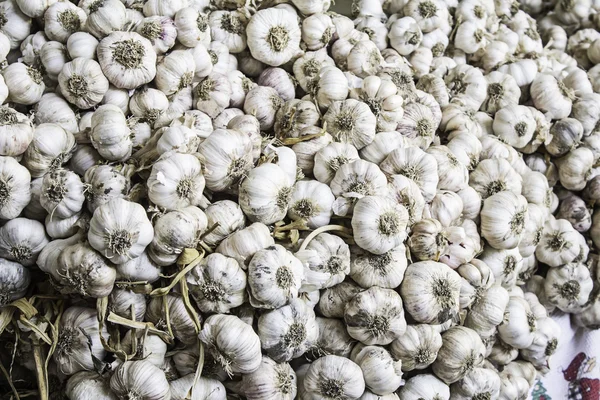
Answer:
90;104;133;161
110;360;171;400
199;314;262;375
108;287;147;321
248;244;304;309
187;252;247;313
3;63;44;105
389;324;442;371
147;152;206;210
287;180;335;228
239;163;293;225
303;355;365;400
149;206;207;266
242;356;297;400
352;196;408;255
399;374;449;400
0;258;30;306
432;326;486;384
246;8;301;66
0;156;31;220
146;294;198;344
400;261;462;324
380;146;439;202
97;31;157;89
58;58;109;110
66;372;117;400
0;106;34;157
197;128;253;192
40;168;85;219
351;345;403;395
0;217;48;266
296;233;350;291
480;191;528;250
344;286;406;345
544;263;593;313
324;99;376;150
88;198;153;264
319;281;363;319
54;306;108;375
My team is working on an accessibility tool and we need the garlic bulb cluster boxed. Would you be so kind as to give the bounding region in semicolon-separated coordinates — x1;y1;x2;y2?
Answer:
2;0;600;398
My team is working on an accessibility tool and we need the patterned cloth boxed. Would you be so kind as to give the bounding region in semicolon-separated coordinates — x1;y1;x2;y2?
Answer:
531;313;600;400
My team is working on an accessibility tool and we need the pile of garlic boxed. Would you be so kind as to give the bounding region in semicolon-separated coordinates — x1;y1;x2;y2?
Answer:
0;0;600;398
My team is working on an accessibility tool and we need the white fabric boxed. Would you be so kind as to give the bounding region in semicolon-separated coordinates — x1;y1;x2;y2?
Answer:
531;312;600;400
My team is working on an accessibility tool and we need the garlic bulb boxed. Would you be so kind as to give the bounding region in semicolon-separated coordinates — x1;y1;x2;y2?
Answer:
389;324;442;371
480;191;528;250
309;317;355;359
400;261;462;324
88;198;153;264
497;293;542;349
399;374;449;400
110;360;171;400
0;106;34;157
450;367;502;400
216;222;274;266
0;218;48;266
146;294;198;344
242;356;297;400
40;168;85;219
274;99;320;139
66;372;117;400
197;128;253;192
352;196;409;255
351;345;403;395
535;217;584;267
83;165;131;212
108;287;147;321
0;258;30;306
97;31;157;89
149;206;207;266
199;314;262;374
239;163;293;225
202;200;245;248
258;298;318;362
246;8;301;66
431;326;486;384
3;63;44;105
544;262;593;312
344;286;406;345
0;156;31;220
170;375;226;400
350;244;407;289
287;180;334;228
54;306;108;375
380;146;439;202
303;355;365;400
313;142;360;185
318;281;363;319
295;233;350;291
58;58;109;110
147;152;205;210
187;252;246;313
324;99;376;150
90;104;133;161
330;159;388;215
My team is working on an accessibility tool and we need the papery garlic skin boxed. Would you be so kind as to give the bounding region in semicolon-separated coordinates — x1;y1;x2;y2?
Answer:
0;218;48;267
390;324;442;371
432;326;486;384
352;345;403;395
0;106;34;157
66;371;118;400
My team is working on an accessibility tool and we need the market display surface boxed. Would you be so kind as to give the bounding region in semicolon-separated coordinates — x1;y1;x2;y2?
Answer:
0;0;599;399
